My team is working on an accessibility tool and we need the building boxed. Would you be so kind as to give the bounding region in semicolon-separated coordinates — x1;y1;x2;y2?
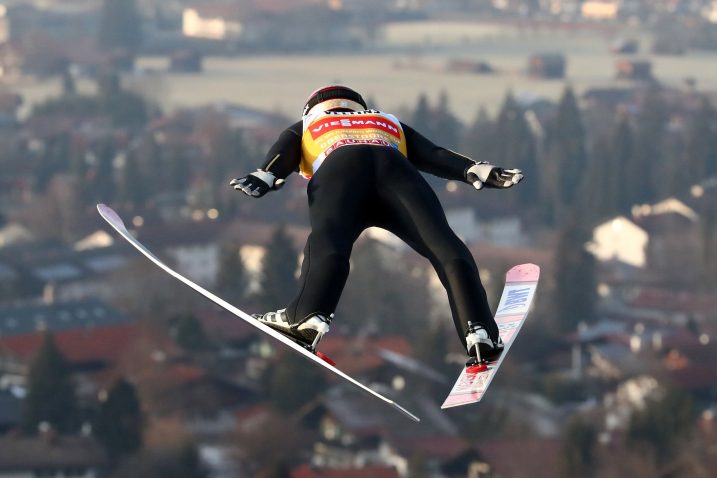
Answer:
0;434;107;478
581;0;619;20
587;216;648;268
0;298;142;379
616;59;653;81
182;5;243;41
527;53;566;79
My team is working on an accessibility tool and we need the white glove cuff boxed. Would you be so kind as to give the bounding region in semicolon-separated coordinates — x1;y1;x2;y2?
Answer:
467;162;495;182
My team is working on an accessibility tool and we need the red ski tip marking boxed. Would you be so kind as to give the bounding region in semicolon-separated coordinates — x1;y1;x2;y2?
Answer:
467;364;488;373
315;351;336;366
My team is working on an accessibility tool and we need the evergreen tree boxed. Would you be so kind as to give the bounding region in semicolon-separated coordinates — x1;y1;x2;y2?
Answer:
267;352;327;413
433;90;462;149
98;0;143;53
545;86;588;208
258;226;299;309
627;388;694;467
582;117;635;223
462;106;495;162
169;314;212;352
562;417;598;478
610;117;634;213
215;242;248;303
579;137;612;226
167;147;192;192
118;153;149;207
411;93;434;137
175;442;209;478
554;219;597;331
22;333;79;434
686;96;717;181
629;85;668;206
493;92;538;204
95;378;143;461
94;141;116;203
98;71;150;128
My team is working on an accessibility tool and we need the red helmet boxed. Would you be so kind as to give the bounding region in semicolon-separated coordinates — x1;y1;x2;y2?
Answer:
303;85;367;116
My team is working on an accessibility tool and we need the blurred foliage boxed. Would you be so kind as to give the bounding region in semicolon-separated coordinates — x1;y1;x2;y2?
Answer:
95;378;143;461
562;416;598;478
21;333;79;434
258;225;299;310
169;314;213;352
627;387;695;467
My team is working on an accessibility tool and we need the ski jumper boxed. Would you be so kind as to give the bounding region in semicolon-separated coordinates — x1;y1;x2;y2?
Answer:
259;109;499;346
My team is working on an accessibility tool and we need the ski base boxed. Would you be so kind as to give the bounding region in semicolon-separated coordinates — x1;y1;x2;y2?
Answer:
441;263;540;409
97;204;419;422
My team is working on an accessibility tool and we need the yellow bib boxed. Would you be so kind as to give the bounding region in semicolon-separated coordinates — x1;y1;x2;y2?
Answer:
300;110;408;179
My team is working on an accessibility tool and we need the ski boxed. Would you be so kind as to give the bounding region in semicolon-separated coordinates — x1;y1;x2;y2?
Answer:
97;204;420;422
441;263;540;409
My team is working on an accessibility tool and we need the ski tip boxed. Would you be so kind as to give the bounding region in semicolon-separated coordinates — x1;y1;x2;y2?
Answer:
96;204;127;232
392;402;420;422
506;263;540;282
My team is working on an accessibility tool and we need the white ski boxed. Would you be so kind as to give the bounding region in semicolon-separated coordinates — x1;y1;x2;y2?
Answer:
97;204;419;422
441;263;540;409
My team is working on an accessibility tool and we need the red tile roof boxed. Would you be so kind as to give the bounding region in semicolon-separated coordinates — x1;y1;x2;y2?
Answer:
0;322;181;368
629;288;717;315
0;324;139;364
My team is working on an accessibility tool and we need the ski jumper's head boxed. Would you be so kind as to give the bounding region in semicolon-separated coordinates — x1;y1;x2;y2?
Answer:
303;85;367;117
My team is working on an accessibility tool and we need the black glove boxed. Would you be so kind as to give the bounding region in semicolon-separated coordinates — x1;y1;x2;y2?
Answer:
230;170;284;198
466;162;523;190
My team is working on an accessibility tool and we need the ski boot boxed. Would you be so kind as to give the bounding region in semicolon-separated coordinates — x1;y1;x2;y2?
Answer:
254;309;332;353
465;321;504;372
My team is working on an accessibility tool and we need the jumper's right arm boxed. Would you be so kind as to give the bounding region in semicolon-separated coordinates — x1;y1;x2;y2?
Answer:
231;121;302;198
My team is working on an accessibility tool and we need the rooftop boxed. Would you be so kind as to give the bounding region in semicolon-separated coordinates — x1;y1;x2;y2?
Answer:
0;298;130;337
0;435;106;471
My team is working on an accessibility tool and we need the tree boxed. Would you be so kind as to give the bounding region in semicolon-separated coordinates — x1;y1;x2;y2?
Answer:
554;219;597;331
258;226;299;309
433;90;462;149
118;152;149;207
98;71;151;128
493;92;538;204
95;378;143;461
685;96;717;182
93;139;117;204
629;85;668;205
22;333;79;434
544;86;588;209
267;352;327;413
215;242;249;303
562;416;598;478
411;93;434;137
580;117;634;223
610;116;635;213
462;106;495;162
169;314;212;352
627;388;694;467
98;0;143;54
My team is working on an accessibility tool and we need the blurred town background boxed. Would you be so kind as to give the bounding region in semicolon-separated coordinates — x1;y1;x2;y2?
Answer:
0;0;716;477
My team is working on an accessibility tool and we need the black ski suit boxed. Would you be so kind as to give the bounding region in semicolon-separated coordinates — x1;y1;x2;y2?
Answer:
258;115;498;346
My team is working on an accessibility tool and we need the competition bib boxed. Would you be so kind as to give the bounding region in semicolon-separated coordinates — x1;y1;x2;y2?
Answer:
300;109;408;178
